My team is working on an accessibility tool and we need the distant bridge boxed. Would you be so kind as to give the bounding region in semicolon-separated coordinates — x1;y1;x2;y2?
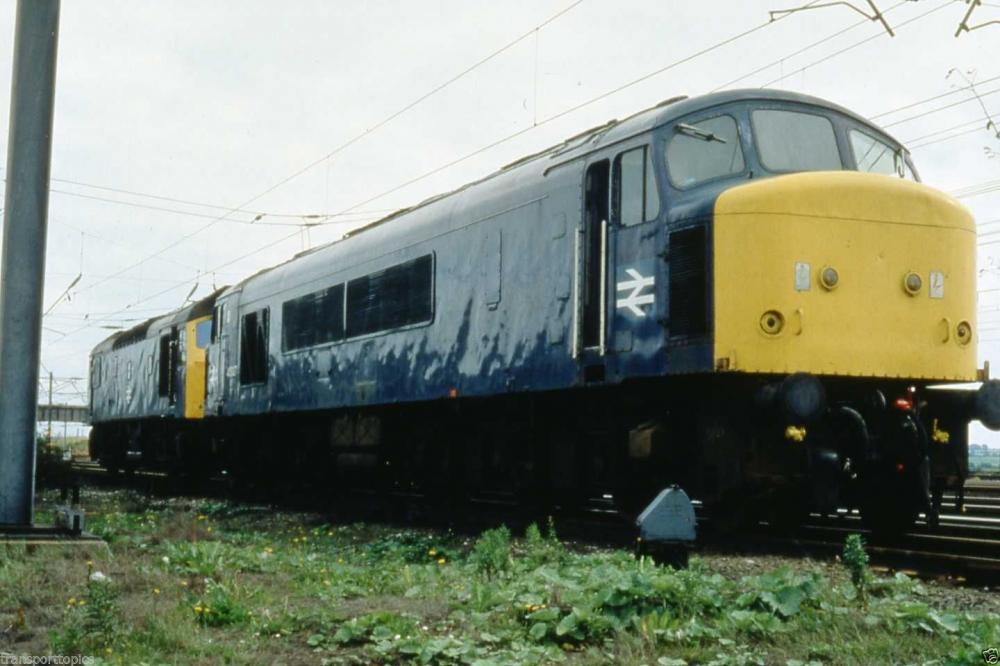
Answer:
37;404;89;424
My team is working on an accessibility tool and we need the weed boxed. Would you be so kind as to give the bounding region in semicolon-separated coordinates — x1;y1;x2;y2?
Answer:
522;521;565;568
190;580;251;628
362;530;459;564
470;525;512;579
51;570;123;655
6;488;997;665
842;533;870;606
162;540;259;577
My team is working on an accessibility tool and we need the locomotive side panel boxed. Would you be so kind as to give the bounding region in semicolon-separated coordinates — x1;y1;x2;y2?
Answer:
220;164;588;417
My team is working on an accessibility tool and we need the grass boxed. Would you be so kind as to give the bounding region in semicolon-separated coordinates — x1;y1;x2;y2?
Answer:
0;488;997;665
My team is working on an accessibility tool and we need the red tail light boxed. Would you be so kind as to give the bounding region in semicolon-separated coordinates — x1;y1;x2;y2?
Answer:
893;397;913;411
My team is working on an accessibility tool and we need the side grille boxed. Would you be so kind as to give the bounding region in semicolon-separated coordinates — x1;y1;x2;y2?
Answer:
668;226;708;338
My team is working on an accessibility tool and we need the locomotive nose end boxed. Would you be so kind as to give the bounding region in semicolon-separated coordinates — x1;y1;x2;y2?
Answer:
712;171;977;382
974;379;1000;430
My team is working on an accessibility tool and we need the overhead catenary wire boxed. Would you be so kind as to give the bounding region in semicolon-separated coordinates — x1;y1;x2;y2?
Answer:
767;0;899;36
48;188;386;227
903;111;1000;145
41;0;588;315
910;124;1000;149
760;0;958;88
710;1;907;92
49;176;395;219
870;71;1000;119
275;3;835;234
48;4;827;345
954;177;1000;201
0;169;398;221
882;85;1000;128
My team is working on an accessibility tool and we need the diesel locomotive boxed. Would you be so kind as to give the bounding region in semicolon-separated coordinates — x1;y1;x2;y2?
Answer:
88;89;1000;531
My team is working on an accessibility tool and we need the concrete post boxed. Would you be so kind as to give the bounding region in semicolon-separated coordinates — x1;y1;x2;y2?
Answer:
0;0;61;526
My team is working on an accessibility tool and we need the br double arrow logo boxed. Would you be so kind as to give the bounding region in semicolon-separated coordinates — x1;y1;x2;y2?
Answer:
616;268;655;317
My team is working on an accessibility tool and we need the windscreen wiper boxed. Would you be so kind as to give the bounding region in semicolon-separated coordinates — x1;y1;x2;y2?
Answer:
675;123;727;143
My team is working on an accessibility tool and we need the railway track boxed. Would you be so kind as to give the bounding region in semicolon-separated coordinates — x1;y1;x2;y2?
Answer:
64;459;1000;583
697;482;1000;583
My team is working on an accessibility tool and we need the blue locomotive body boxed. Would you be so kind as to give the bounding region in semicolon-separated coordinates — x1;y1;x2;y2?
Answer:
206;97;685;420
89;89;995;529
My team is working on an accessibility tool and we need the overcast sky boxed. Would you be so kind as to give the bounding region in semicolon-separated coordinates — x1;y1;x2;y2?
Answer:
1;0;999;441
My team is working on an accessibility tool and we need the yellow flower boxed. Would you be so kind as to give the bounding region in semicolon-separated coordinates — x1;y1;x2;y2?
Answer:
264;547;273;554
437;558;446;565
153;588;161;595
197;515;207;521
180;581;189;587
428;548;437;557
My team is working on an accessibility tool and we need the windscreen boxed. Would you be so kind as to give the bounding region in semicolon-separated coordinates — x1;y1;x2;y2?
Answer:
849;129;915;180
752;109;842;172
665;114;745;188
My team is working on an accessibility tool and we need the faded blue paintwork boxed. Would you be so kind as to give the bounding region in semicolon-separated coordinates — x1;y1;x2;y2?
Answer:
90;89;915;425
90;295;219;424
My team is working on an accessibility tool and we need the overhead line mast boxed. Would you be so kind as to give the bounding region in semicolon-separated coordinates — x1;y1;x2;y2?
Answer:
0;0;61;527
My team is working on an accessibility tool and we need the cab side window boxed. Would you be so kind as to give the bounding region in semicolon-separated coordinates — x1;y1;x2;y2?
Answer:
613;146;660;226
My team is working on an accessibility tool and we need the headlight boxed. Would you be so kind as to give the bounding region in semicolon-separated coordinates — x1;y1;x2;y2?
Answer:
760;310;784;335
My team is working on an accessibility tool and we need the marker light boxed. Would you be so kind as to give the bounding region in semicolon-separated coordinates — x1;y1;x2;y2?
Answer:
956;321;972;346
819;266;839;290
894;397;913;411
903;271;922;295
